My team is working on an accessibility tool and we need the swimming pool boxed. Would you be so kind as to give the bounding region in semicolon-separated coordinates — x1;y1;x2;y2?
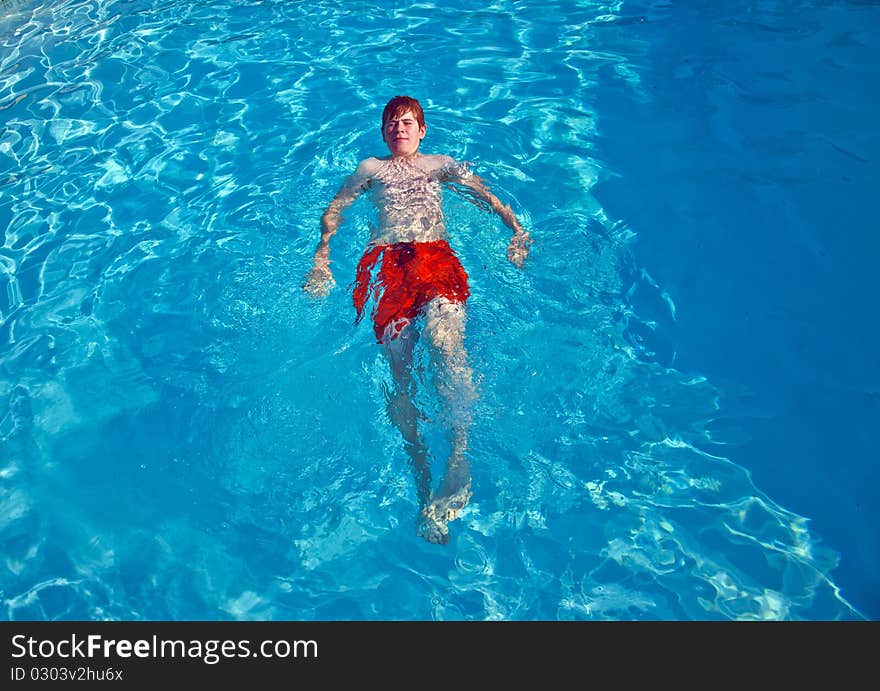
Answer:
1;0;876;620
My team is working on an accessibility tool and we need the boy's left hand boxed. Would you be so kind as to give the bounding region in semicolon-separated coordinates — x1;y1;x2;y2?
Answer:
507;230;532;269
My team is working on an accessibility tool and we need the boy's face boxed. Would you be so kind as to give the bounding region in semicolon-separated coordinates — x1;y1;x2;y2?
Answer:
382;109;426;157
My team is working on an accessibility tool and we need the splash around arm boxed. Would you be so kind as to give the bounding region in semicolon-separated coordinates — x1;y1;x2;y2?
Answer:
439;157;532;269
303;159;374;296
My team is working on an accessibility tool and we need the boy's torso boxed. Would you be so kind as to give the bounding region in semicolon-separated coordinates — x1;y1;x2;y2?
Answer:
361;154;451;246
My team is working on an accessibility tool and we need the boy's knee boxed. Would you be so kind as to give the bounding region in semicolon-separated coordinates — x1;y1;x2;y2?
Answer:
424;298;466;346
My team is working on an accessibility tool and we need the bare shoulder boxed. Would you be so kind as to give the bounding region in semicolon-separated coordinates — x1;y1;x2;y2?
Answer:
355;157;383;177
341;157;382;193
420;153;475;182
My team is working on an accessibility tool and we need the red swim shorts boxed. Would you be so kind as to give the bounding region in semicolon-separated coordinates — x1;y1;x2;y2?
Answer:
353;240;470;343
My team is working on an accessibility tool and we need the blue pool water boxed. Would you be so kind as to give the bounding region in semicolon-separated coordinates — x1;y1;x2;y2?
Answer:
1;0;877;620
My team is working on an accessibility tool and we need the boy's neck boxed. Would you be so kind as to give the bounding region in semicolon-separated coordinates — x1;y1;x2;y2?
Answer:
388;150;422;162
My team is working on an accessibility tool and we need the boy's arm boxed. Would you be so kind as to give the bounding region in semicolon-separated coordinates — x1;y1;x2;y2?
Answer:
442;160;532;268
303;164;370;296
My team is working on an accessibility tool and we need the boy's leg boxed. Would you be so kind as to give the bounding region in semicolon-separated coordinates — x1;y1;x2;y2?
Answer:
382;321;432;508
418;296;475;543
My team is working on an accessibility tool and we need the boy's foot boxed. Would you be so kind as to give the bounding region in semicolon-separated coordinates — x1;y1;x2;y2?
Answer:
416;483;472;545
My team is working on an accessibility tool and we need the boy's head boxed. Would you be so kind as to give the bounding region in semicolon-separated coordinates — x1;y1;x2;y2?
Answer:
381;95;426;157
381;95;425;131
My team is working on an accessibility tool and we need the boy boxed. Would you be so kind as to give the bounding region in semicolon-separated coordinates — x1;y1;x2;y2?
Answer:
303;95;530;544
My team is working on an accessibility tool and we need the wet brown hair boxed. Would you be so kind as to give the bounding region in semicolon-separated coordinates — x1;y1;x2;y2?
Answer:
381;95;426;131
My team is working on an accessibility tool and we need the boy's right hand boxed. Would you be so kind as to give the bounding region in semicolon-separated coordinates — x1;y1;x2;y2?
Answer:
303;261;335;297
507;230;532;269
